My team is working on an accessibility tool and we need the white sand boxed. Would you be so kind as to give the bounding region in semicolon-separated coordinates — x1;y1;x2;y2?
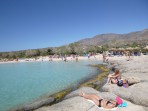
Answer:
0;54;103;64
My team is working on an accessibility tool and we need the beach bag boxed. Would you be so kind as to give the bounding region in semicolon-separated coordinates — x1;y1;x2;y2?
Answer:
117;79;123;87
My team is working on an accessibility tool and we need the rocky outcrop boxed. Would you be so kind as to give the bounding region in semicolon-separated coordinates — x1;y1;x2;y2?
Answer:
103;55;148;108
101;82;148;107
34;56;148;111
13;97;55;111
35;87;146;111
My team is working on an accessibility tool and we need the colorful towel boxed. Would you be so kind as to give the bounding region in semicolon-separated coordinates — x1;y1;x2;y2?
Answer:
116;96;127;107
116;96;123;105
118;102;127;107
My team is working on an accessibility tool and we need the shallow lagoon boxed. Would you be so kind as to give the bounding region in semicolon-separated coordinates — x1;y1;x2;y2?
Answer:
0;60;101;111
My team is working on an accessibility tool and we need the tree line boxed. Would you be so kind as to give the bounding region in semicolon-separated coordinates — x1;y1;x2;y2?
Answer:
0;42;146;60
0;45;108;60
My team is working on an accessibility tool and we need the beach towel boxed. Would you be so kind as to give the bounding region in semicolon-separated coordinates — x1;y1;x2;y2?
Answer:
116;96;127;107
116;96;122;104
87;99;118;110
118;102;127;107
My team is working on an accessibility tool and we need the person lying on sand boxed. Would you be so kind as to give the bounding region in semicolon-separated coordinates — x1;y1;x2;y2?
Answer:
79;92;118;109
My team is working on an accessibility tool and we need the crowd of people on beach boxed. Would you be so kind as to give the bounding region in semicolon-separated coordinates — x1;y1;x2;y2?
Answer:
0;48;143;64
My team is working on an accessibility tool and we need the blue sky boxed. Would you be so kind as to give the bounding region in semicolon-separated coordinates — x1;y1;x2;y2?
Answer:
0;0;148;52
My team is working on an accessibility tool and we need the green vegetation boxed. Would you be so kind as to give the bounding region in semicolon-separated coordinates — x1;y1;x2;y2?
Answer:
79;64;109;90
51;88;72;102
0;42;147;60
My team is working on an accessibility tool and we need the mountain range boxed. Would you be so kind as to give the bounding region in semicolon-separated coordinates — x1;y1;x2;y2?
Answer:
76;29;148;47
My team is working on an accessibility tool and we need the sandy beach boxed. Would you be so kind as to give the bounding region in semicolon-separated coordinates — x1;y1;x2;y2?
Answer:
0;54;103;64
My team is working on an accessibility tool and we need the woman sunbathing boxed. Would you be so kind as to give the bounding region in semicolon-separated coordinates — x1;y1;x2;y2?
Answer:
79;92;118;109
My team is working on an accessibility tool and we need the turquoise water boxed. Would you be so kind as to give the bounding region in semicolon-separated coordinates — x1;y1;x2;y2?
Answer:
0;60;101;111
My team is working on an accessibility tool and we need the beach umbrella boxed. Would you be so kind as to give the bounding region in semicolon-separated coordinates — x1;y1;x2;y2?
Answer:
133;47;140;51
143;46;148;50
126;47;133;51
144;46;148;49
109;48;117;51
118;48;125;51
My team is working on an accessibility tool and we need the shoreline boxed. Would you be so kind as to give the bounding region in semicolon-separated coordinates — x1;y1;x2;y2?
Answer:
9;55;148;111
0;55;103;64
33;55;148;111
9;63;109;111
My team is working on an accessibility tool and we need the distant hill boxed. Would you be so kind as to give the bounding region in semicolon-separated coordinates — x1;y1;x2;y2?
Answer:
77;29;148;47
0;29;148;59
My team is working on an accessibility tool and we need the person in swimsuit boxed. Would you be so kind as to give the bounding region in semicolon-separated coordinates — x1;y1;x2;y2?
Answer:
107;69;129;88
107;69;121;84
79;92;118;109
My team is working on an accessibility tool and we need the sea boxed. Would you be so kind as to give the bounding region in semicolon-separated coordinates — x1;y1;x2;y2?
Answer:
0;60;102;111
